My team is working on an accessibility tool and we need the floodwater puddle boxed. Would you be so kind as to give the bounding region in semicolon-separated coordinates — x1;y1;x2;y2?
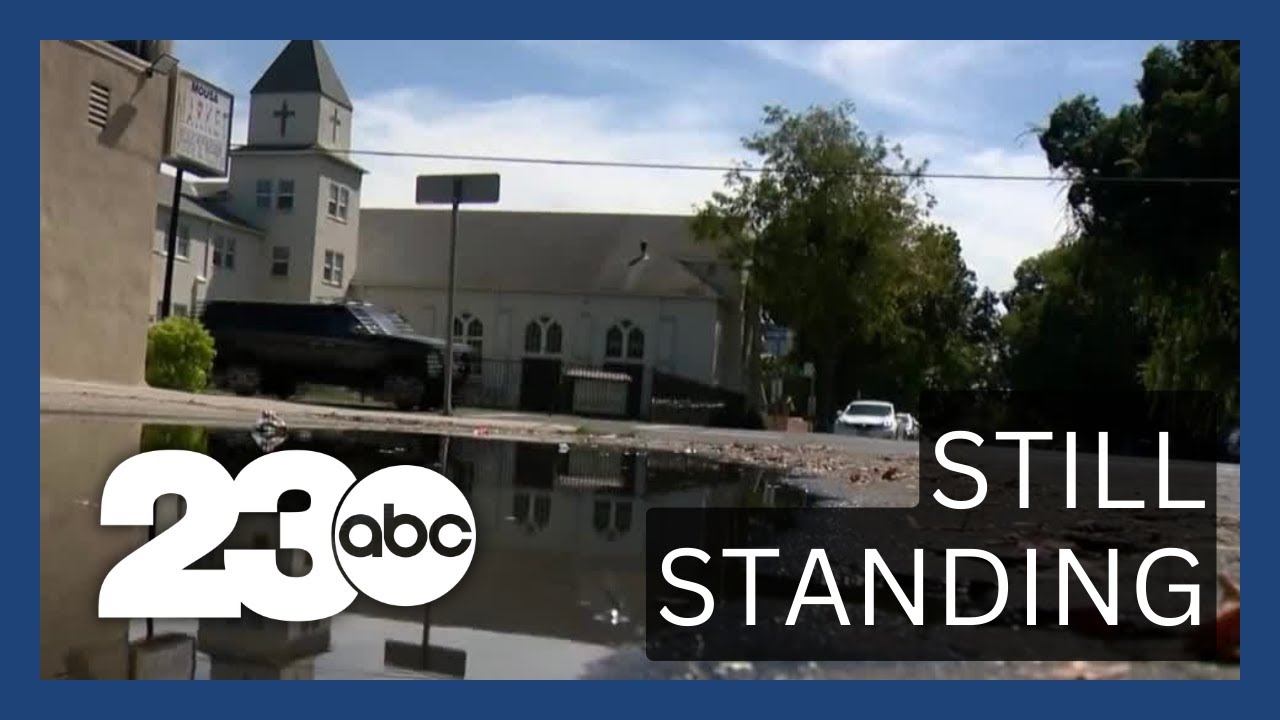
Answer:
40;416;806;680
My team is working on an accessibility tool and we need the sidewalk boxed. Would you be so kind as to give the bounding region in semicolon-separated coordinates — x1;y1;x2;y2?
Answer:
40;377;582;438
39;376;917;479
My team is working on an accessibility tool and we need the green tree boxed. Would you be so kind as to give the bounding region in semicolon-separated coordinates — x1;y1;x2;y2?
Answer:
692;103;929;428
999;242;1149;394
1036;40;1239;420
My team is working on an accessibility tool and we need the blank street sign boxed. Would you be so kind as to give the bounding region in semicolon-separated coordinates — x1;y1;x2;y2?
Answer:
416;173;501;205
384;640;468;679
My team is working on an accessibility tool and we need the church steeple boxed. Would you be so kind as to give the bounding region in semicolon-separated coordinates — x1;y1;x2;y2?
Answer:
251;40;351;109
245;40;353;151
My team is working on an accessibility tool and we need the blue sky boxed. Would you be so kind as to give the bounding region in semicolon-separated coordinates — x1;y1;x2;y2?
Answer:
174;40;1169;291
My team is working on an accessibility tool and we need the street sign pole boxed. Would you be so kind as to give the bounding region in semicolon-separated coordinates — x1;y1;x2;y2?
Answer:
159;167;185;319
415;173;501;418
443;182;461;415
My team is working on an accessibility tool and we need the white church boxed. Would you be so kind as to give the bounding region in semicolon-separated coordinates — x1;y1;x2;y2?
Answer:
150;40;752;417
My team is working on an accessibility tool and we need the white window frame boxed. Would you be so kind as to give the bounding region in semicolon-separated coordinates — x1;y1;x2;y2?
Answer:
323;250;345;285
276;179;294;212
271;246;290;277
212;236;237;270
175;224;191;260
327;181;351;222
255;179;272;209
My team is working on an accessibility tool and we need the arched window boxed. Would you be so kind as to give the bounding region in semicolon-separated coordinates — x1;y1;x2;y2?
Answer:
453;313;484;364
592;499;634;541
605;320;645;361
524;316;563;355
512;491;551;535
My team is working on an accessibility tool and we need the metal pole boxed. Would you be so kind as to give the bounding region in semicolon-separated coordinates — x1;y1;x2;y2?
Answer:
442;180;461;416
159;168;185;319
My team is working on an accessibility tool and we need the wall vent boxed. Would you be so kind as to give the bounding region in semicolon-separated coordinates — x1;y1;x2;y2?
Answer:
88;82;111;129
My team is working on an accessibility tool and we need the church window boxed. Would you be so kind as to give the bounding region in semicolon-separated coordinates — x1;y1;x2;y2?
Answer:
627;327;645;359
255;179;272;209
524;316;563;355
327;182;351;221
454;314;484;365
212;236;236;270
605;320;645;361
323;250;345;285
276;179;294;211
271;246;290;277
523;321;542;354
325;180;350;220
546;322;563;354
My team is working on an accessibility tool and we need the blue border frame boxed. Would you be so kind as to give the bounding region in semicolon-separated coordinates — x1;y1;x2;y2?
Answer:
15;5;1271;714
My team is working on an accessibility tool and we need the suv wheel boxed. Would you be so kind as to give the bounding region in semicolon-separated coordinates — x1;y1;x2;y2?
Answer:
225;365;261;397
386;375;425;411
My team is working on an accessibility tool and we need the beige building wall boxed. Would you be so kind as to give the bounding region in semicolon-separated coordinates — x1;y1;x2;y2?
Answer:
40;40;172;384
40;418;146;679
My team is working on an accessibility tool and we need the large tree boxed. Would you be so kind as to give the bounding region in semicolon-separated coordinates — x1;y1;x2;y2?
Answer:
692;103;929;428
1035;40;1239;421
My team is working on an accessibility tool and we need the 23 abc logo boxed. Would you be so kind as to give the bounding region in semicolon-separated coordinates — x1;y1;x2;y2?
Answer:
97;450;476;622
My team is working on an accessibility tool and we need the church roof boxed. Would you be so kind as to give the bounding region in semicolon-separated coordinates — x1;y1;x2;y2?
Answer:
356;209;739;301
250;40;352;109
231;143;367;174
156;174;262;235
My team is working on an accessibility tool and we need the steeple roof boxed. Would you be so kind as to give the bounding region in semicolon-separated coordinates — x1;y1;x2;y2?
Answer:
250;40;352;109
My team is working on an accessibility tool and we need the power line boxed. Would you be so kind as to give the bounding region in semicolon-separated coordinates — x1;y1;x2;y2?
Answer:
230;144;1241;186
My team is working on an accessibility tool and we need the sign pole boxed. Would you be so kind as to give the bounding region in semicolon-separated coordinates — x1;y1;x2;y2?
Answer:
415;173;500;418
159;167;185;319
442;181;461;416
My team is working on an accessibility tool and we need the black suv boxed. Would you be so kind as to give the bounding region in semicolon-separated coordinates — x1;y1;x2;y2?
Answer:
200;300;472;410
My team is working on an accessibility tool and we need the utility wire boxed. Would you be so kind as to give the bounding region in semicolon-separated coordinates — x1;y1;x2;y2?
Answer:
229;144;1241;186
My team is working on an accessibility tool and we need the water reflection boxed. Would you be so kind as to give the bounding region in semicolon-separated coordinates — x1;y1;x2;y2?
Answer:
41;419;803;680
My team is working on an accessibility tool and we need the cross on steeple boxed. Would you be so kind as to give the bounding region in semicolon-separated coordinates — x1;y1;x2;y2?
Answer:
329;107;342;143
273;100;296;137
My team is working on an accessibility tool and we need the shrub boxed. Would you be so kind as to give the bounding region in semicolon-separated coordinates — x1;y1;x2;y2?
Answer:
145;316;216;392
140;425;209;453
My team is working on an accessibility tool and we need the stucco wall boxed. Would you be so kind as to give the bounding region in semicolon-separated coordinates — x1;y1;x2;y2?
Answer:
41;40;171;384
40;418;145;678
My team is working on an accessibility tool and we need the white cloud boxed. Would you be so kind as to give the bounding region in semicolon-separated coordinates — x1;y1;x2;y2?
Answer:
345;88;1067;291
742;40;1024;125
908;137;1072;291
351;88;741;216
192;84;1068;293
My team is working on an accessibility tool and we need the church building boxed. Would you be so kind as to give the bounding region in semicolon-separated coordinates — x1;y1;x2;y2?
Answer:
150;40;363;318
149;40;753;418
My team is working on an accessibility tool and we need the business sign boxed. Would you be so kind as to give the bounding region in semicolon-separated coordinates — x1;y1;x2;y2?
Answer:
164;70;235;178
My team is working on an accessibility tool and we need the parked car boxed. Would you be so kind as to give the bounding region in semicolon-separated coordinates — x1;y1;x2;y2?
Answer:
833;400;899;439
200;300;473;411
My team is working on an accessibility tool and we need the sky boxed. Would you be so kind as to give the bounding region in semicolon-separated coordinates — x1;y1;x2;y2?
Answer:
173;40;1169;292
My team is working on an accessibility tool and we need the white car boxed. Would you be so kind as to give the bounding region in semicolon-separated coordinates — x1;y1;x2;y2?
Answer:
834;400;899;439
